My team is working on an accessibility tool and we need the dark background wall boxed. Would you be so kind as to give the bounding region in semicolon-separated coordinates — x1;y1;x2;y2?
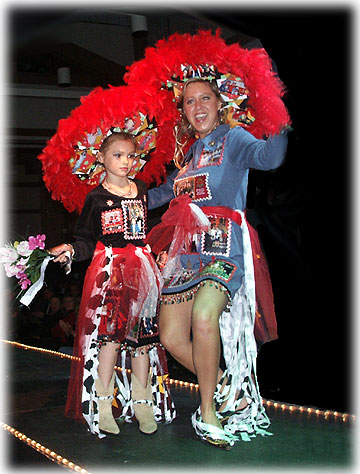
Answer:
211;10;351;413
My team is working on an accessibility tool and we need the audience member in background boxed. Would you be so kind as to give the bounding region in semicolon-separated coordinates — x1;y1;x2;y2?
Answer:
51;294;77;353
21;294;64;349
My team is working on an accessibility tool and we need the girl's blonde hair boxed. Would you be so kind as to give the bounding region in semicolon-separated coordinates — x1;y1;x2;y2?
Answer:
99;131;136;155
173;78;227;169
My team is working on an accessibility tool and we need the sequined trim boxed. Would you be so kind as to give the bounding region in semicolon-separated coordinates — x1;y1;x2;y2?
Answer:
199;259;237;283
97;336;161;357
160;280;232;311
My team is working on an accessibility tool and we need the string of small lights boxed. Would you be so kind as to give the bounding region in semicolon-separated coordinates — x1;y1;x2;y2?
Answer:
1;422;90;473
1;339;79;361
167;377;355;423
2;339;355;425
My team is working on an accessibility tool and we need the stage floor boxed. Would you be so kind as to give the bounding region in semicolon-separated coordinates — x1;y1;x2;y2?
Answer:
1;342;354;472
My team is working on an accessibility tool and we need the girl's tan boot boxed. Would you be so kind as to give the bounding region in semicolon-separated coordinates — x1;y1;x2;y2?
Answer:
131;373;157;434
95;372;120;435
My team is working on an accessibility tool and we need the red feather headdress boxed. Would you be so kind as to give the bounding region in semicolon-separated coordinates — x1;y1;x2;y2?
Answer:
38;29;290;214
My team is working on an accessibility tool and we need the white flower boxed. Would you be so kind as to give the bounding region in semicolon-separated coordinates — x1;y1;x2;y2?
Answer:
0;247;18;264
16;240;32;257
17;257;29;267
4;263;19;278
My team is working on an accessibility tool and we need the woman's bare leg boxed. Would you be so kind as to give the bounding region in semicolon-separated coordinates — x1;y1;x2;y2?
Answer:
159;298;196;374
191;282;228;429
159;285;230;430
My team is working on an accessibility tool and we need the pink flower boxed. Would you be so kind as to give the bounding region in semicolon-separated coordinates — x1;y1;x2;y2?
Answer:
15;262;27;276
20;277;31;290
28;234;46;250
16;271;27;280
17;271;31;290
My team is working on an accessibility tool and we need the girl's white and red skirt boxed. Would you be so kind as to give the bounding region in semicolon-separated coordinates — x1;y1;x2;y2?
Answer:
65;242;176;437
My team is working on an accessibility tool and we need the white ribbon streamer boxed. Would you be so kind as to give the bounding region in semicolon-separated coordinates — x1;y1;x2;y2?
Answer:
19;256;52;307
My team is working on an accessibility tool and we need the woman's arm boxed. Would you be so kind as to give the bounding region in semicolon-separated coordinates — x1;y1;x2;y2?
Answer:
227;126;288;171
147;170;178;209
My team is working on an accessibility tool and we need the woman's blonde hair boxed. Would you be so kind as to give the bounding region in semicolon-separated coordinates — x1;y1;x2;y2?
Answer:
173;78;227;169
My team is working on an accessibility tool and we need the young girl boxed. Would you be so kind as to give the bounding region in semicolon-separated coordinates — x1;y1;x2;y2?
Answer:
50;131;175;437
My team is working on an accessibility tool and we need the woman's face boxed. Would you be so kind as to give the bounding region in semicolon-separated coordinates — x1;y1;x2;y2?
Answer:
183;81;221;139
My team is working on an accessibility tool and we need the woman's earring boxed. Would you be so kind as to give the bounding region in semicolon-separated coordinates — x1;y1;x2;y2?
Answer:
219;106;227;124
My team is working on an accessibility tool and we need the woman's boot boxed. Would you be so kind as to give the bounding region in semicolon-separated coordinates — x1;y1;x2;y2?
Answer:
95;372;120;435
131;372;157;434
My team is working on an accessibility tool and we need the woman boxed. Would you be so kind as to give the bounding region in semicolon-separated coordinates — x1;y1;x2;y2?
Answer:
146;77;288;448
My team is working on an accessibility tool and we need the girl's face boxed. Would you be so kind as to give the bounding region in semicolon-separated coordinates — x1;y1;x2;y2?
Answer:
98;138;136;181
183;81;221;139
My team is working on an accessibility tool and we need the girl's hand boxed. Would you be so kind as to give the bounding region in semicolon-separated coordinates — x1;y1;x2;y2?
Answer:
49;244;73;263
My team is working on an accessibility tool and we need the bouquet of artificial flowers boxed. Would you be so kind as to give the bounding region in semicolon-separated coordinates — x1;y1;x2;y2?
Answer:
0;234;53;306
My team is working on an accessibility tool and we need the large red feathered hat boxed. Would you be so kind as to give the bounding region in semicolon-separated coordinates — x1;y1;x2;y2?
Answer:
38;29;290;214
124;29;290;138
